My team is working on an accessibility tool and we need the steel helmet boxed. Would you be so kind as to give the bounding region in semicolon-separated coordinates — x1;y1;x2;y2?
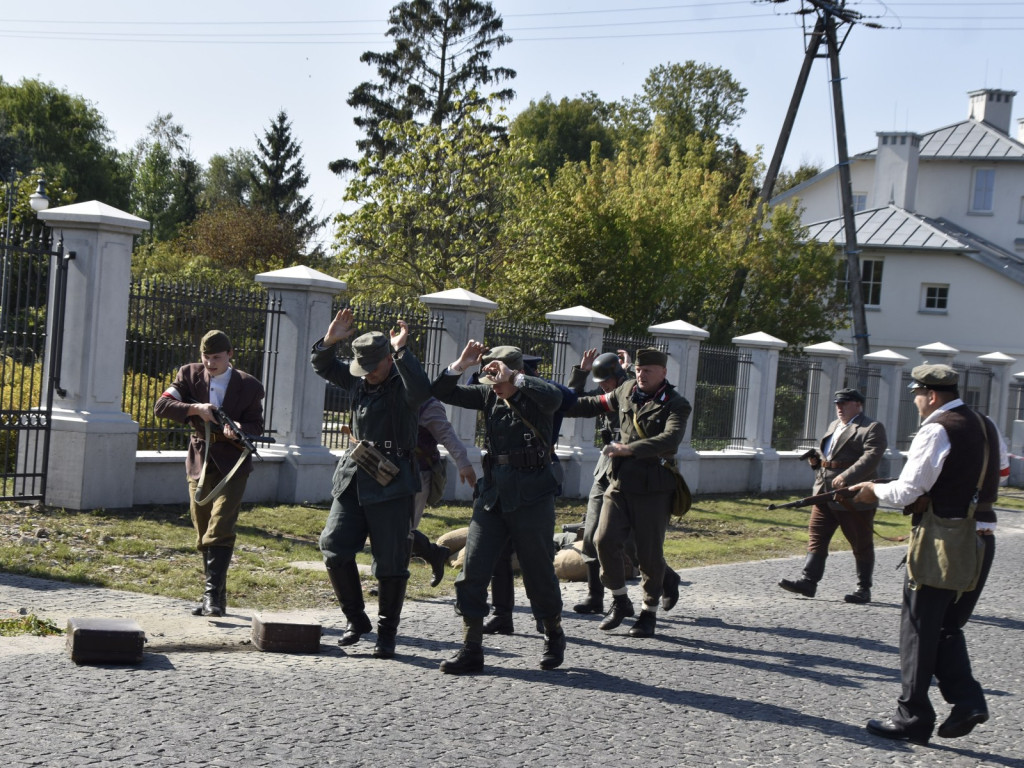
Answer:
591;352;624;383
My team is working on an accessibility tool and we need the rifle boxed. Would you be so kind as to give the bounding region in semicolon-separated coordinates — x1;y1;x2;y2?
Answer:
211;405;272;456
767;488;855;510
766;478;895;511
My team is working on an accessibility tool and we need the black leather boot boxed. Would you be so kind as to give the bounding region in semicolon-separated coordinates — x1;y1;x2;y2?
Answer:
482;612;514;635
191;549;212;616
661;567;681;611
628;609;657;638
573;560;605;614
201;546;233;617
411;529;451;588
599;593;635;630
373;578;407;659
327;561;372;646
845;558;873;603
540;616;566;670
779;552;826;597
440;617;485;675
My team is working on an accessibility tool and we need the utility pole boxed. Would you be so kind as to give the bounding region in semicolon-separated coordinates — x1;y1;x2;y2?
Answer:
761;0;877;362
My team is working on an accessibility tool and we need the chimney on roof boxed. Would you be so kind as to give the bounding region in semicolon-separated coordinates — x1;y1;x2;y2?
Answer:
872;132;921;212
968;88;1016;134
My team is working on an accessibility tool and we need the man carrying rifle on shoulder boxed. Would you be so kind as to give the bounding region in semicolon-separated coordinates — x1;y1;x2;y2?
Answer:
154;329;265;618
778;388;887;604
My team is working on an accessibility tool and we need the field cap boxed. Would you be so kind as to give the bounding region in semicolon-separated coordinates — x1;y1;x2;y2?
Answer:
350;331;390;376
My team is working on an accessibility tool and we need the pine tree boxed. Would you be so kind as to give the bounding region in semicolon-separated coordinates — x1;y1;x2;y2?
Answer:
329;0;515;176
252;110;322;255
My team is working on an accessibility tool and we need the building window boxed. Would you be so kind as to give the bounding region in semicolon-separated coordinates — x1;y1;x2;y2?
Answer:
970;168;995;213
921;284;949;313
861;259;883;307
853;193;867;212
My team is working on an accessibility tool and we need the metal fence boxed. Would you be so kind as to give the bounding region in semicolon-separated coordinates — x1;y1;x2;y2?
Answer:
692;343;751;451
125;279;284;451
601;331;663;364
1009;381;1024;431
1;224;61;501
772;354;823;451
844;364;883;419
321;297;445;449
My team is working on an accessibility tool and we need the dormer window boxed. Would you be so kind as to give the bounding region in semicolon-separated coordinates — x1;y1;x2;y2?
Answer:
970;168;995;213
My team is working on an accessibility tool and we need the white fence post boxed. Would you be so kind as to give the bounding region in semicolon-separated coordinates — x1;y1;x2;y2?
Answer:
36;202;149;510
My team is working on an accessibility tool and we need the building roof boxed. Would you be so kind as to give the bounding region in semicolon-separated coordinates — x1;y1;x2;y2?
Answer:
803;204;1024;287
857;118;1024;160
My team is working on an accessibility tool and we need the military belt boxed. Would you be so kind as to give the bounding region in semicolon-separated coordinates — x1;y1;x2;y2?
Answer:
820;460;852;470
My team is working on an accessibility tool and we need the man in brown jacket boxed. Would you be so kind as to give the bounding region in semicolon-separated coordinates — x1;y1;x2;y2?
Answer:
779;388;887;603
154;330;265;617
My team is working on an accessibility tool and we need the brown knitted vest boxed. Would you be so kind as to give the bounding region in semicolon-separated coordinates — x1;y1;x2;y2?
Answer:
927;405;1000;523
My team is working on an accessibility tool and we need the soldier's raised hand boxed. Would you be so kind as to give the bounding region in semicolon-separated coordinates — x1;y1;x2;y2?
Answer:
452;340;486;373
580;348;598;371
325;308;355;345
390;319;410;350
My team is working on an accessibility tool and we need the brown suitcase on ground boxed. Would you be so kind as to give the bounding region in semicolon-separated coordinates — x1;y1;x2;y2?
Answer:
66;617;146;665
251;613;322;653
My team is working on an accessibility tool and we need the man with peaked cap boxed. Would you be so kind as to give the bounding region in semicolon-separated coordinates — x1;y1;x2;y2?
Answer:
311;308;431;660
566;346;691;639
432;341;566;674
851;364;1007;745
154;329;265;617
567;349;682;616
779;387;887;603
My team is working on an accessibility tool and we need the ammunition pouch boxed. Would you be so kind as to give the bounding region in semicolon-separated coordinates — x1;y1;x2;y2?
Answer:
350;440;401;486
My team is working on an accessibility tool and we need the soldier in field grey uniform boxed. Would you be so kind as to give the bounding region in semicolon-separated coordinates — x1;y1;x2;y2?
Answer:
310;309;430;660
432;341;566;674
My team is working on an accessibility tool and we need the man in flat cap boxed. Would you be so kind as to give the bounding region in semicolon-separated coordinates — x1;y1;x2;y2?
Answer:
432;341;566;674
311;308;431;660
850;364;1007;745
779;387;887;603
565;347;692;639
155;329;265;617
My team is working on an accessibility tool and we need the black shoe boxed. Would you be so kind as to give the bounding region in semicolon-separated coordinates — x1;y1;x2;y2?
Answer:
372;627;397;659
628;610;657;638
540;631;566;670
573;595;604;614
661;569;681;611
866;717;930;746
440;642;484;675
338;612;373;646
937;707;988;739
779;578;817;598
599;595;635;631
844;587;871;604
428;545;451;588
482;613;514;635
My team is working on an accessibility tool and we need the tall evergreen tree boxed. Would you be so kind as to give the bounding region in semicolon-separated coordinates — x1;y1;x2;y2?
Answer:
252;110;321;255
330;0;515;176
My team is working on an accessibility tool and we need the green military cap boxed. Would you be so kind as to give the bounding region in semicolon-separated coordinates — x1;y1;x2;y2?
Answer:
350;331;390;376
909;363;959;392
479;345;523;384
635;347;668;367
200;330;232;355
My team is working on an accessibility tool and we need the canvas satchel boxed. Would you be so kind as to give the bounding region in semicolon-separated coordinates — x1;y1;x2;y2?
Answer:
905;411;989;594
631;413;692;517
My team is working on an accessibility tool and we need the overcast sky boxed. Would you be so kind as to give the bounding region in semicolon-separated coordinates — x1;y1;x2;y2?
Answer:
2;0;1022;250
